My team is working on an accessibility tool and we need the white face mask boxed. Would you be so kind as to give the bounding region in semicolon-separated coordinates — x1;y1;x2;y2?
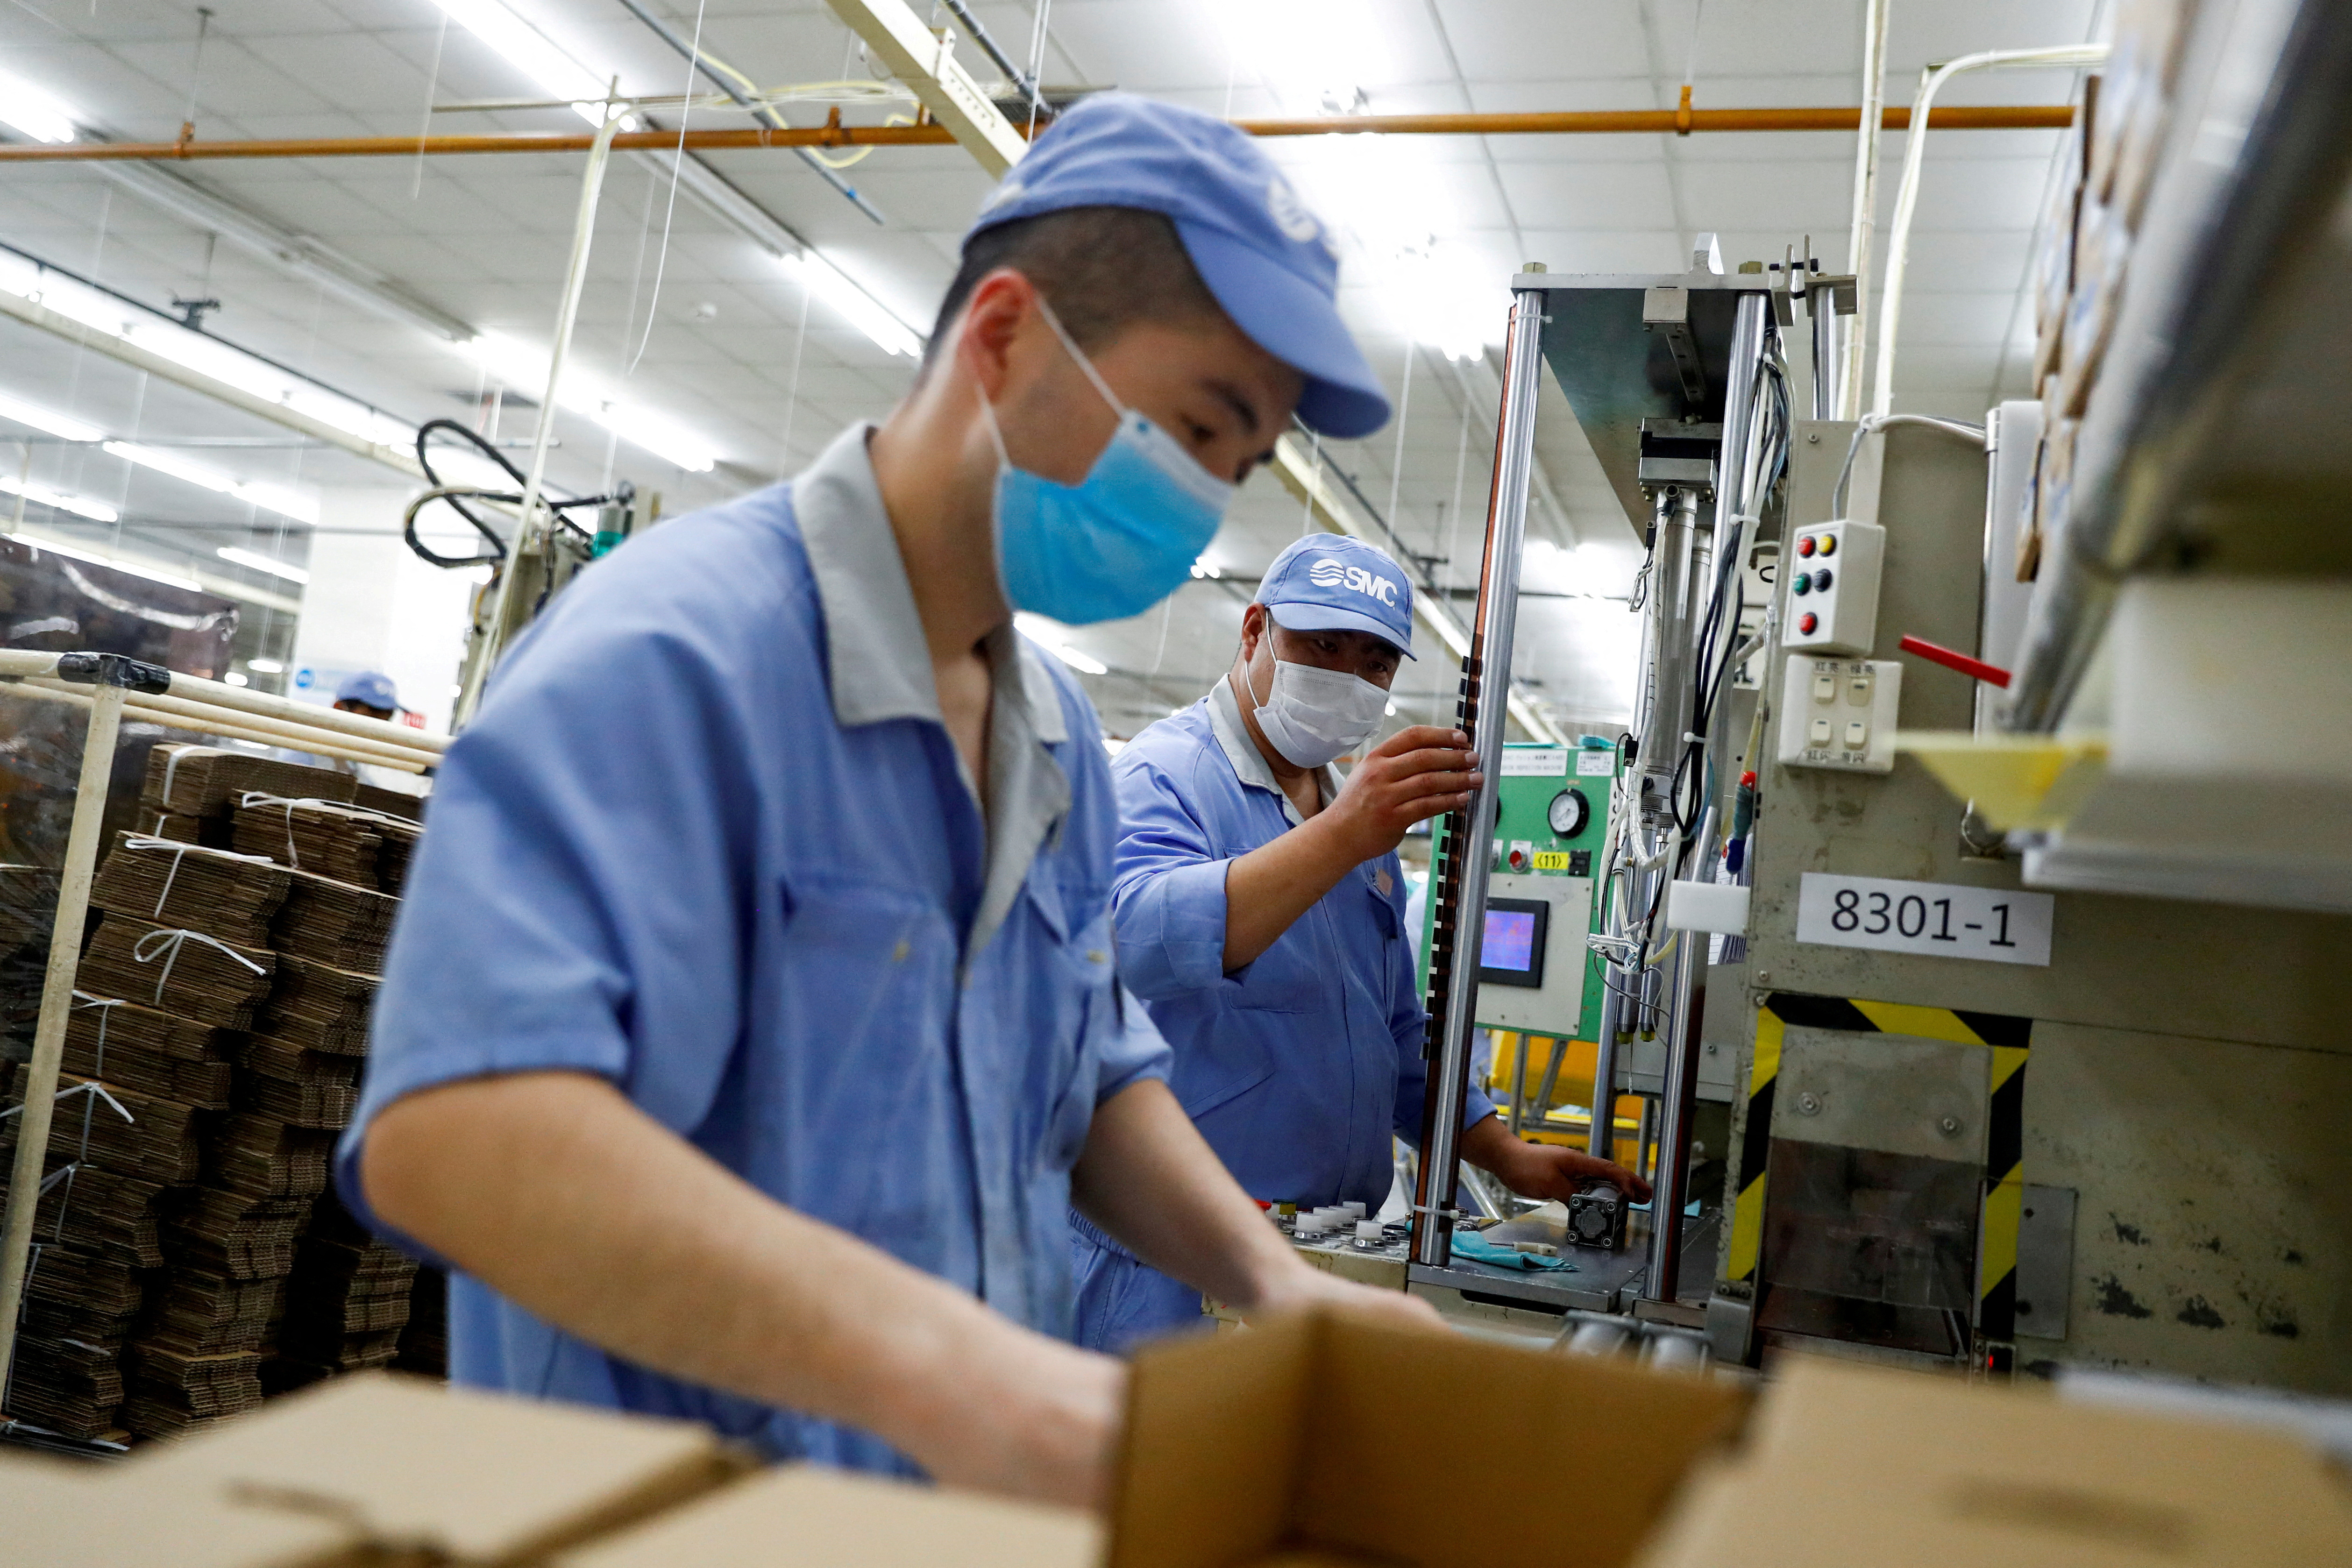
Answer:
1244;655;1390;769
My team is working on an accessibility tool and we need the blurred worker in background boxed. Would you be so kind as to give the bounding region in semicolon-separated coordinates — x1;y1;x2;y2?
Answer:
342;95;1436;1511
1077;533;1651;1352
269;669;426;796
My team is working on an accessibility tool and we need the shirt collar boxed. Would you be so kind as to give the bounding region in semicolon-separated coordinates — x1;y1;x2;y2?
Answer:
793;421;1064;746
794;422;1070;959
1208;673;1335;829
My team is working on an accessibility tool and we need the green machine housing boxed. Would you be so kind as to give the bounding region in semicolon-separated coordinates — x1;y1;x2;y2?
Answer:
1416;742;1618;1044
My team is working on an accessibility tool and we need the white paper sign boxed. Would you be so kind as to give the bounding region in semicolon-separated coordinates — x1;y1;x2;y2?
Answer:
1796;873;2054;966
1499;749;1569;777
1576;749;1616;776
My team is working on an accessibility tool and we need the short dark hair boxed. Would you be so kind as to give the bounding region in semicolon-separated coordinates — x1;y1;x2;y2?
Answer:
925;206;1222;364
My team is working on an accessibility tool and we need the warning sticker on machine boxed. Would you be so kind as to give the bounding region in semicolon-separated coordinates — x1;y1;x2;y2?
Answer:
1795;873;2054;966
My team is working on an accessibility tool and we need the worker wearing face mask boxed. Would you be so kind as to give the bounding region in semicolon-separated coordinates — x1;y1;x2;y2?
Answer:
1075;534;1649;1351
342;95;1435;1511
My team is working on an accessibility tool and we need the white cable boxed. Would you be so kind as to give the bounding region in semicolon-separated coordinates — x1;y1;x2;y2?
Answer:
1870;43;2111;421
1838;0;1892;422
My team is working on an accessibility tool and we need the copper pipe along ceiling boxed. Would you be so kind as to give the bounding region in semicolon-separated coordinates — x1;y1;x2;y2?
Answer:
0;104;2075;163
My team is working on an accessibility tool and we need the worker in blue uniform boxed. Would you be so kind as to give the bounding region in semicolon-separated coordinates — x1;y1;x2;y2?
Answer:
338;94;1434;1511
1075;534;1651;1351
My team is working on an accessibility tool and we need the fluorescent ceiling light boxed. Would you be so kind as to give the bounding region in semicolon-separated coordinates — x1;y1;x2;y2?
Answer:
7;531;202;591
429;0;642;130
216;546;310;584
781;251;924;359
466;333;717;473
223;670;250;686
1189;558;1222;579
0;473;117;523
0;390;102;443
1014;611;1108;676
103;441;320;524
0;254;414;453
0;72;79;145
248;658;285;673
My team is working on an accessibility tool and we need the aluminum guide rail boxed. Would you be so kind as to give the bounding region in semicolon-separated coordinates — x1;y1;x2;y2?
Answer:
1412;288;1544;1270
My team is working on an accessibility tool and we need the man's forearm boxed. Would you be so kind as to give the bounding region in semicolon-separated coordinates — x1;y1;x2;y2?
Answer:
1067;1078;1302;1307
361;1071;1119;1504
1221;814;1359;971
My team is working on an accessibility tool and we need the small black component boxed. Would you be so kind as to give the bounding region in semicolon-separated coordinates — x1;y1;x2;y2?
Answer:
1566;1183;1626;1251
54;651;171;694
1568;850;1593;877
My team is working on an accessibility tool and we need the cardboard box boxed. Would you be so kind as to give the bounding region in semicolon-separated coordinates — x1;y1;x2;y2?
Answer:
1108;1307;1749;1568
554;1464;1101;1568
1636;1356;2352;1567
126;1370;750;1565
0;1450;362;1568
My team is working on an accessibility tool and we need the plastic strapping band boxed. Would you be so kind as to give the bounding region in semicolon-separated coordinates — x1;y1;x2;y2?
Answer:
50;996;129;1241
235;793;409;870
129;926;263;1006
121;836;274;918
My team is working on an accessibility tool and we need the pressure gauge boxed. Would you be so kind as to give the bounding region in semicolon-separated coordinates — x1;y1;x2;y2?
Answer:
1547;787;1590;838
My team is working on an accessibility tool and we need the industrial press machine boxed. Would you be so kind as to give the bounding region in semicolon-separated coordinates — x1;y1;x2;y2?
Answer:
1403;215;2351;1389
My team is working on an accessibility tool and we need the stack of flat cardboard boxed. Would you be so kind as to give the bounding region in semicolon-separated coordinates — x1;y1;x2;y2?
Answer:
123;1341;266;1439
265;1193;417;1393
352;781;423;821
7;1248;145;1438
258;956;378;1055
0;1068;207;1184
89;833;291;949
393;1265;448;1377
0;1160;171;1269
231;798;403;890
234;1036;360;1128
141;745;356;821
271;870;398;974
0;764;412;1445
78;915;277;1029
62;999;236;1107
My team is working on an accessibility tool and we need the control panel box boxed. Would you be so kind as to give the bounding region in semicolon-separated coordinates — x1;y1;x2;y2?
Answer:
1420;744;1616;1042
1777;656;1901;774
1781;518;1885;656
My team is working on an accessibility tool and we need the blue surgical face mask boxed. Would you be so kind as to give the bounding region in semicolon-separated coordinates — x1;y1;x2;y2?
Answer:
982;298;1234;627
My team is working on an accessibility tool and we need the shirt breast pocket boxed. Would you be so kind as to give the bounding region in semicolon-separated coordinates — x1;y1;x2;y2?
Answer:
774;876;952;1223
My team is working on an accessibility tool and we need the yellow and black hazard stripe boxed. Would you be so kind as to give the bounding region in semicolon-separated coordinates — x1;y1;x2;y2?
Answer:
1723;992;2034;1341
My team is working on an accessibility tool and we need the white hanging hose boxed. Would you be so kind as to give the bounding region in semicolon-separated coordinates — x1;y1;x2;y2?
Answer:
456;98;629;727
1838;0;1893;421
1870;43;2110;421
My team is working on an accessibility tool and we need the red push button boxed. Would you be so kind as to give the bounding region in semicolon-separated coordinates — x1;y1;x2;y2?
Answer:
1798;612;1818;635
1797;535;1816;557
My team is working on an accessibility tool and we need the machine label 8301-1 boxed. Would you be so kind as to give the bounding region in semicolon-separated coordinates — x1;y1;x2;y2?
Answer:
1795;873;2054;966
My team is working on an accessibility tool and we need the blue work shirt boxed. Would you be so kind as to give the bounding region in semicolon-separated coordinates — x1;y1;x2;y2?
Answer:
1109;677;1496;1209
337;424;1170;1470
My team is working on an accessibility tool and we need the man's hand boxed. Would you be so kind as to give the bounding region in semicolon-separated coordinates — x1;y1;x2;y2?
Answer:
365;1072;1133;1513
1460;1111;1653;1204
1241;1251;1446;1334
1317;725;1483;865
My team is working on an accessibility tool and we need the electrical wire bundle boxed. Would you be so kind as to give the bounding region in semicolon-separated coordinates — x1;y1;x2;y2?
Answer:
1589;323;1796;1038
404;419;630;572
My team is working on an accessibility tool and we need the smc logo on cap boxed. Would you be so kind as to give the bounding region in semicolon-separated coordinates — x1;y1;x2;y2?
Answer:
1308;557;1399;606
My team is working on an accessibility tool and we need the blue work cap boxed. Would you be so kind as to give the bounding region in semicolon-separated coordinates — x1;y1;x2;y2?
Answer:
335;670;401;711
1257;535;1415;657
969;93;1391;440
